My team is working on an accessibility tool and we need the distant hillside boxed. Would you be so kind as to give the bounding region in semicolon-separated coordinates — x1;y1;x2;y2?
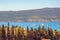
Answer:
0;8;60;22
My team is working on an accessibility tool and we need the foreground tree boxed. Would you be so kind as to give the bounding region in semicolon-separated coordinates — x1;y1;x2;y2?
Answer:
2;24;6;40
7;23;10;40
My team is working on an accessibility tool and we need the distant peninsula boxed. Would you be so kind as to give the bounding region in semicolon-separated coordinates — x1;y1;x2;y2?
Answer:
0;8;60;22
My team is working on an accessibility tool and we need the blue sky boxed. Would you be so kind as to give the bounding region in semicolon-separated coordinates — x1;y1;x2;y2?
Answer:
0;0;60;11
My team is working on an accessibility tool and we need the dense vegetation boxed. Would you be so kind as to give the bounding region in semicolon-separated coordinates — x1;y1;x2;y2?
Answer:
0;23;60;40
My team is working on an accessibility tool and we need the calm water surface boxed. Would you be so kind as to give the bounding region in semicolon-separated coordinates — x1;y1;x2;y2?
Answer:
0;22;60;30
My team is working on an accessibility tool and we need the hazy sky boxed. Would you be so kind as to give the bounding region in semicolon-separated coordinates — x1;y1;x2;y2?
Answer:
0;0;60;11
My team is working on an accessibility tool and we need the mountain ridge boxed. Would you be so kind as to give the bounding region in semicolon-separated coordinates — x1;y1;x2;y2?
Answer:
0;8;60;22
